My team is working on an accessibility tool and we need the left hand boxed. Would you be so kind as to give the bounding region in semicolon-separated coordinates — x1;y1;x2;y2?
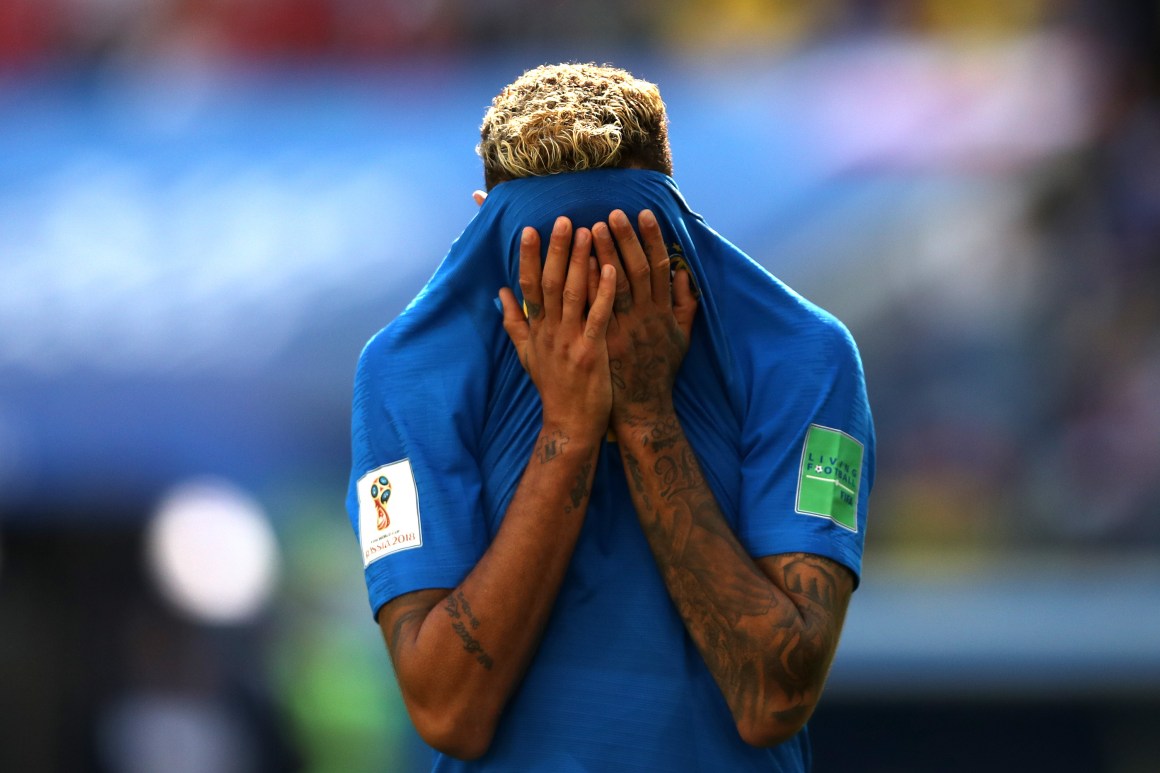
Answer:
592;209;698;427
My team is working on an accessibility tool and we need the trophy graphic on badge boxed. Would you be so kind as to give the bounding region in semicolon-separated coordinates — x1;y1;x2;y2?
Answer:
370;475;392;530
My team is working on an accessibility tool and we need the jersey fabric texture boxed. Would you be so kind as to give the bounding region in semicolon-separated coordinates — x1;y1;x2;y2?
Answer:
346;168;875;772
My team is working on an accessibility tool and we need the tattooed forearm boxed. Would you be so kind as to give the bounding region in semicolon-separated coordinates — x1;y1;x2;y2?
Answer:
622;451;653;513
653;504;835;726
536;430;570;464
654;445;704;501
619;411;852;740
641;415;681;450
444;592;494;670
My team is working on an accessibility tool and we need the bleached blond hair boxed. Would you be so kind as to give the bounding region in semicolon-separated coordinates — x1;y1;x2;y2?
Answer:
478;63;673;189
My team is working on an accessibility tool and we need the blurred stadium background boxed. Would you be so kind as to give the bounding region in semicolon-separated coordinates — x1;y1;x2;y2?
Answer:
1;0;1158;771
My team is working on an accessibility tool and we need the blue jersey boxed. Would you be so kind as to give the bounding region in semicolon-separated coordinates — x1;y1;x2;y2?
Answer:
347;169;875;772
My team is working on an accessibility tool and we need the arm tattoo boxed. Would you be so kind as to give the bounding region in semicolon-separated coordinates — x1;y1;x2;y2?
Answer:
455;590;481;629
622;450;653;513
444;591;494;670
386;594;435;656
654;445;705;502
563;461;593;513
781;554;845;612
642;416;680;450
623;417;849;730
536;430;569;464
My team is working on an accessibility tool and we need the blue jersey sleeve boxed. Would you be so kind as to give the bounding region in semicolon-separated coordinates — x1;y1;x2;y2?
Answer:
346;318;492;618
736;313;875;586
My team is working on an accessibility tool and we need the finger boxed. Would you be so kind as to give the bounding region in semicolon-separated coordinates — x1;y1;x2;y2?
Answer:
540;216;572;321
518;227;544;322
638;210;672;308
498;287;530;370
586;256;599;310
472;190;487;206
592;220;630;313
672;269;698;341
609;209;651;306
584;264;617;341
561;227;592;325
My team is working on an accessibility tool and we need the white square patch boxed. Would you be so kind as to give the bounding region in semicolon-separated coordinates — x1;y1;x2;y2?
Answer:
357;458;422;567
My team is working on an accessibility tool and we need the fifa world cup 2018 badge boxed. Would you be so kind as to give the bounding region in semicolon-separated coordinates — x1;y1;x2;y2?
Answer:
370;476;392;530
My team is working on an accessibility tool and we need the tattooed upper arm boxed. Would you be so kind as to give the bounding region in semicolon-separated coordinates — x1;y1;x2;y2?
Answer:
377;587;452;662
756;553;854;634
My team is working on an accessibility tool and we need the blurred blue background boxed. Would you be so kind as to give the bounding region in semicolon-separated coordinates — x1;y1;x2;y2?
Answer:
1;1;1159;771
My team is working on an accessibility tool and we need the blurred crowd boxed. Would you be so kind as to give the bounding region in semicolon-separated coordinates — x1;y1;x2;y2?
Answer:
848;0;1160;554
0;0;1150;65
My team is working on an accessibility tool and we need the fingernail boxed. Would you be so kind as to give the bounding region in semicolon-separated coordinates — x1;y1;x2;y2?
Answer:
522;227;535;245
640;209;656;226
554;216;569;235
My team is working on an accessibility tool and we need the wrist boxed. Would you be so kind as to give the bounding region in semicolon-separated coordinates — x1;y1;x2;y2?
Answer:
536;419;605;457
610;403;679;447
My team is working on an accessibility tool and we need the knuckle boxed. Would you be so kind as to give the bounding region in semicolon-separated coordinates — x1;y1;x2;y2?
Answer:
574;348;597;369
585;320;609;341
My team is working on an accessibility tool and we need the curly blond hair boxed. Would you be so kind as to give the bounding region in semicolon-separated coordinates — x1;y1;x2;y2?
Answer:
478;63;673;189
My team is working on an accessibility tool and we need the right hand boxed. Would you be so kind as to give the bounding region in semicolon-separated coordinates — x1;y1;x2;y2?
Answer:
499;216;618;443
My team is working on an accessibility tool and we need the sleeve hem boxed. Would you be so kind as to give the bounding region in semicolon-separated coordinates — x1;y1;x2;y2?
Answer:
750;539;862;590
365;562;477;621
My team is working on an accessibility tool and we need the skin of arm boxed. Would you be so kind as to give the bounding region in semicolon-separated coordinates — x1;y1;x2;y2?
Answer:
375;217;617;760
592;209;856;747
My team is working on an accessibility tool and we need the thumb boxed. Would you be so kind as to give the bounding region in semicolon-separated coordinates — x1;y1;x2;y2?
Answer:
499;287;531;370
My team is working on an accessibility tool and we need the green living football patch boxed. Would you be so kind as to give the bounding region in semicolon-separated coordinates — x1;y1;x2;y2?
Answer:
796;424;863;531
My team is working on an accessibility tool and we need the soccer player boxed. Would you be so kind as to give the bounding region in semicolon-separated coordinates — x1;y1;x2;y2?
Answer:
346;63;875;770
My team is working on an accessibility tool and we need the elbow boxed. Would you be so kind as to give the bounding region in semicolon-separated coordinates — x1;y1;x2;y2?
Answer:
735;699;816;749
408;701;500;761
424;733;493;762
